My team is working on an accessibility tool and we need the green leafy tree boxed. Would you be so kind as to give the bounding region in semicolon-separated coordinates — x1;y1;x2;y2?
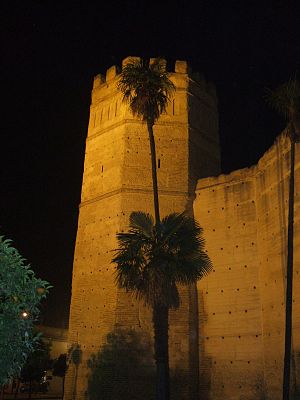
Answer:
113;212;212;400
20;339;52;398
0;236;51;386
266;79;300;400
52;354;67;398
118;57;175;224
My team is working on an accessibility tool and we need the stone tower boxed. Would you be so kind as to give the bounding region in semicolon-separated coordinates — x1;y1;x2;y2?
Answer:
65;57;220;400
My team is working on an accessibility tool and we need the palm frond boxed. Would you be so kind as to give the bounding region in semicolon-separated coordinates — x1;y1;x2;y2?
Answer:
118;58;175;124
129;212;154;238
160;212;185;239
113;211;212;309
265;79;300;120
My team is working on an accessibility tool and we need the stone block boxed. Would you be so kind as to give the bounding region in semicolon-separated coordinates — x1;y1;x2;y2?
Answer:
175;60;189;74
106;65;119;82
93;74;105;88
122;56;141;68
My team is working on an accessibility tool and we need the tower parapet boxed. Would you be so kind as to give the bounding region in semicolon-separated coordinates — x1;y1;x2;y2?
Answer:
91;57;217;101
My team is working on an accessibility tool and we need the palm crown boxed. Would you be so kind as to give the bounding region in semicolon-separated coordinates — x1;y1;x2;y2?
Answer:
113;212;212;308
118;58;175;125
265;79;300;141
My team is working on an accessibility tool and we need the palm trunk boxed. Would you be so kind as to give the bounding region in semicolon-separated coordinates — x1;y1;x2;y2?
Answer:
147;120;169;399
153;303;169;400
282;138;295;400
147;120;160;225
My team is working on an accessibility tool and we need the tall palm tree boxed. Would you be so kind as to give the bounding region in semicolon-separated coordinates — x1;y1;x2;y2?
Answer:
113;211;212;400
266;79;300;400
118;58;175;225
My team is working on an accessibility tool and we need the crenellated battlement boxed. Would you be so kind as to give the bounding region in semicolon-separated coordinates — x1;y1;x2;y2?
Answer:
92;57;217;102
88;56;220;180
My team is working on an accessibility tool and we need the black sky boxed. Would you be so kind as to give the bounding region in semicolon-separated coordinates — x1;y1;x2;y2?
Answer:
1;1;300;327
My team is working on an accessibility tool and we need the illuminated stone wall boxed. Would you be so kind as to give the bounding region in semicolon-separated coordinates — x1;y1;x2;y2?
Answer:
65;58;220;400
195;134;300;399
65;56;299;400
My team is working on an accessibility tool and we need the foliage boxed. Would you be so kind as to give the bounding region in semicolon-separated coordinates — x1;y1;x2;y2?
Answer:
52;353;68;398
52;353;67;378
265;78;300;141
118;58;175;125
87;328;155;400
20;339;52;383
113;211;212;308
0;236;51;386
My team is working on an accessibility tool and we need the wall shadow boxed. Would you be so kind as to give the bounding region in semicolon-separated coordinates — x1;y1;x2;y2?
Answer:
186;73;219;400
198;290;212;400
87;328;155;400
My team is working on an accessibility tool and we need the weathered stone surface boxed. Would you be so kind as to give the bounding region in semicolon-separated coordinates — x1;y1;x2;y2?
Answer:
65;57;299;400
175;60;189;74
195;134;300;399
65;60;220;400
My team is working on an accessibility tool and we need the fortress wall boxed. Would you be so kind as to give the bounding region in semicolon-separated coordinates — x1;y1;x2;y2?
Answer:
194;134;300;399
255;135;300;397
121;121;190;193
66;58;221;400
65;194;122;399
195;169;264;399
66;54;300;400
65;76;129;398
67;55;299;400
81;126;124;201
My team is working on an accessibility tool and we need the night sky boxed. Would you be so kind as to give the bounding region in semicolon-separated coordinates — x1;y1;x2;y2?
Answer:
1;1;300;328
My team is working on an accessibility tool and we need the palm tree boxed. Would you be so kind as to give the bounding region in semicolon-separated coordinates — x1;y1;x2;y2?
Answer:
113;211;212;400
266;79;300;400
118;58;175;225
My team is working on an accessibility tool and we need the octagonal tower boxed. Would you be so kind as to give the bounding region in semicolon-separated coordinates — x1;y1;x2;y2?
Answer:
64;57;220;400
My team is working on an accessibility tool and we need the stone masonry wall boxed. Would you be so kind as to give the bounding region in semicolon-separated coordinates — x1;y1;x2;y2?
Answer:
66;54;299;400
65;58;220;400
194;134;299;399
